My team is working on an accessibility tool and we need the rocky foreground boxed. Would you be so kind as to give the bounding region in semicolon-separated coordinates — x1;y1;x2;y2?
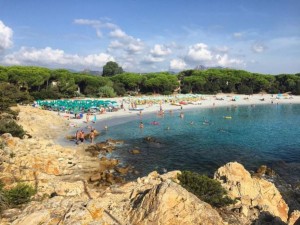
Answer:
0;106;299;225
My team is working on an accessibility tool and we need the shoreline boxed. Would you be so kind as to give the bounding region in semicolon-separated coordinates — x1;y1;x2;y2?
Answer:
54;93;300;146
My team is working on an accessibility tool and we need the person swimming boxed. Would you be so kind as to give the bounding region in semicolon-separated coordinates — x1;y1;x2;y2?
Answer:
151;121;160;125
202;120;210;125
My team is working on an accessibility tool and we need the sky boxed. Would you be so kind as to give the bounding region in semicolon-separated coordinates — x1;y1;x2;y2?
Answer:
0;0;299;74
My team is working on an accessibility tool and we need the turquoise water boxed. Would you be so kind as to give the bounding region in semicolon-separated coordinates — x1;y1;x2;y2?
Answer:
95;104;300;184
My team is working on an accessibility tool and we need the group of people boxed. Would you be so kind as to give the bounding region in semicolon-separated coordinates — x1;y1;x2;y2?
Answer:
75;128;95;144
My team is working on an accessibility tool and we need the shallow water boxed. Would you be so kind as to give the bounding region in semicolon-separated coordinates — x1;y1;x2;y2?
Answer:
93;104;300;185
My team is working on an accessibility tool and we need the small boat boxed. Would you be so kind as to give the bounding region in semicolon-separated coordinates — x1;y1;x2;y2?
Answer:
224;116;232;119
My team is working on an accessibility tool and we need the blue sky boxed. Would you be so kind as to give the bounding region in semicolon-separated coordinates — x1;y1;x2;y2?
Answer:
0;0;299;74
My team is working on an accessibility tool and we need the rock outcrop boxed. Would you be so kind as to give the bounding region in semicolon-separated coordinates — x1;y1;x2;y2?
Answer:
0;170;226;225
129;180;224;225
214;162;289;223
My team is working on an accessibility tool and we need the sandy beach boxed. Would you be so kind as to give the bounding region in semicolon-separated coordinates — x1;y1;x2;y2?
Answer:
55;93;300;132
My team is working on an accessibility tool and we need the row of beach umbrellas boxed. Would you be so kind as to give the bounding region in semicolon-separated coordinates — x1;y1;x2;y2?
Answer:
35;99;118;112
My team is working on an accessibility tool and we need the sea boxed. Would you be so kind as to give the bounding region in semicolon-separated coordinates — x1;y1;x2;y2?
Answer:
74;103;300;186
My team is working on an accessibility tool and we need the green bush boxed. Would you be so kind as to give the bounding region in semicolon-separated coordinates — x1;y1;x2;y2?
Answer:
0;118;26;138
162;90;173;95
178;171;235;207
4;183;36;206
0;82;33;110
237;85;253;95
113;82;126;96
98;85;116;98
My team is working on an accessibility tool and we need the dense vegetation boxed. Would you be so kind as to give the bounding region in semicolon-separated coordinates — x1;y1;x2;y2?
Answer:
179;69;300;95
0;64;299;102
178;171;236;207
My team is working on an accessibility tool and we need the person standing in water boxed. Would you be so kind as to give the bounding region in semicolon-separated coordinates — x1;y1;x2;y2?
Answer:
79;130;85;143
139;121;144;129
75;130;80;145
89;129;95;144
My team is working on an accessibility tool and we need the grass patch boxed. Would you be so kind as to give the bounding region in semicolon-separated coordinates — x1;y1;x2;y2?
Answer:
0;181;36;213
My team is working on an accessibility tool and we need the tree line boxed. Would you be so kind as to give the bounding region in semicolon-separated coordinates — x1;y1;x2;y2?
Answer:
0;63;300;105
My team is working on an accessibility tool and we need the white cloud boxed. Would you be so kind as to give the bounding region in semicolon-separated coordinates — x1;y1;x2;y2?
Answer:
74;18;117;38
75;18;146;56
74;19;101;26
251;42;267;53
0;20;13;51
142;55;165;64
111;32;144;54
108;37;144;54
169;59;187;70
215;54;244;67
108;40;125;49
186;43;213;62
126;41;144;54
2;47;114;69
109;29;127;39
181;42;244;68
150;44;172;57
74;19;117;29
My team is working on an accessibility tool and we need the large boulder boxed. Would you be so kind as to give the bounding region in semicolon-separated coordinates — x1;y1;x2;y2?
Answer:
129;180;225;225
214;162;289;222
